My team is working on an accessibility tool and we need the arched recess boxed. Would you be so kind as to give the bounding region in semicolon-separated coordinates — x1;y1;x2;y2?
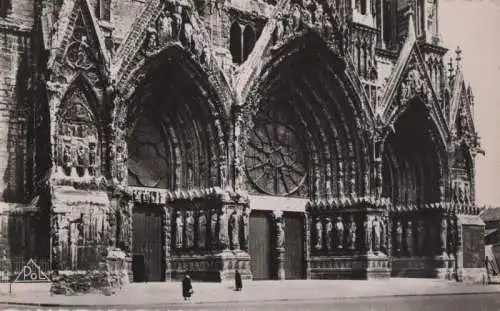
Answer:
230;22;243;65
382;98;447;206
243;25;256;61
451;143;474;204
55;75;102;178
121;46;229;190
241;32;372;199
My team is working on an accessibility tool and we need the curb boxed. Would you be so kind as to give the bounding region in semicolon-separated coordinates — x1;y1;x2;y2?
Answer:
0;289;499;308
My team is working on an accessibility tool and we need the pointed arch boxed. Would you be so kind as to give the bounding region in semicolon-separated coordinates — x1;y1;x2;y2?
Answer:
117;45;230;191
230;22;243;65
240;31;375;199
382;98;448;207
56;75;103;178
243;25;256;61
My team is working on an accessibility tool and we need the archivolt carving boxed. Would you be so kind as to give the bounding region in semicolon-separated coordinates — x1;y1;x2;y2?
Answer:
238;34;372;199
272;0;352;55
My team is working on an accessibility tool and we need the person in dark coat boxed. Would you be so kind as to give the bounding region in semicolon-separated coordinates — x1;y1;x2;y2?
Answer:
235;270;242;291
182;275;193;301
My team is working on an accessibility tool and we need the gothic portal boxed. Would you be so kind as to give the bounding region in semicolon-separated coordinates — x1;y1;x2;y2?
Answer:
0;0;485;283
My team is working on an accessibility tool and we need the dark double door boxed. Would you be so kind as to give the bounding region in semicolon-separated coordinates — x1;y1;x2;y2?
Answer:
249;211;273;280
132;206;164;282
283;212;305;279
249;211;305;280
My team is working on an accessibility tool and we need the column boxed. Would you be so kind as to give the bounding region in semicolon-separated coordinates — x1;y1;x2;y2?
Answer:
273;210;285;280
163;204;172;280
440;213;448;258
364;214;373;254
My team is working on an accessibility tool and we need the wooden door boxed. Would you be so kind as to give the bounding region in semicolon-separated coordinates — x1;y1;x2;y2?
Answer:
249;211;272;280
284;212;305;279
132;206;164;282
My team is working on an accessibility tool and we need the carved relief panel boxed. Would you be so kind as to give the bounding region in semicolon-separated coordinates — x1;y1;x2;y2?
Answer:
56;89;100;178
451;146;473;204
142;0;213;68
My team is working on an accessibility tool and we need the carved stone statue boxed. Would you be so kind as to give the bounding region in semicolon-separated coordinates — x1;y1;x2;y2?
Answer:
156;11;173;45
146;29;158;51
89;142;97;166
347;215;357;250
218;210;228;249
400;80;410;102
301;6;313;26
182;22;195;51
274;13;285;43
372;216;381;253
173;3;183;40
285;14;294;35
364;216;372;253
197;211;207;249
69;217;82;270
314;217;323;250
229;210;239;250
175;211;184;249
291;5;301;31
334;216;344;249
314;3;323;27
76;145;87;167
464;185;470;204
440;216;448;255
322;14;333;39
63;145;73;168
416;220;425;255
380;215;387;252
240;209;250;250
185;211;194;248
405;220;413;256
395;220;403;253
325;218;333;251
210;209;218;246
458;184;465;203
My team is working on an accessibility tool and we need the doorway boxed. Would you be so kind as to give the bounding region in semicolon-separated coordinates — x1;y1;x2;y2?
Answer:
132;205;164;282
249;210;273;280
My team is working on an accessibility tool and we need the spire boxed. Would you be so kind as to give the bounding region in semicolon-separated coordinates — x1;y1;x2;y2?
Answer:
455;46;462;68
447;57;454;82
406;6;416;42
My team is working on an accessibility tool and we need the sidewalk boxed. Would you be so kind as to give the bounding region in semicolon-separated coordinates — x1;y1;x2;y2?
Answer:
0;278;499;307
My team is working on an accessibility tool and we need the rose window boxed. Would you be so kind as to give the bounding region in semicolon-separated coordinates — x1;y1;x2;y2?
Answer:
245;121;307;196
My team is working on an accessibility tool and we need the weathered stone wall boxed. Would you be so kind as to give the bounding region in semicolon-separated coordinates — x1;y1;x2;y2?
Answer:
0;1;34;202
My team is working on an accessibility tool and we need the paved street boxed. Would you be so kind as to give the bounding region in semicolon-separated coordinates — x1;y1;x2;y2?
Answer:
0;293;499;310
0;279;499;309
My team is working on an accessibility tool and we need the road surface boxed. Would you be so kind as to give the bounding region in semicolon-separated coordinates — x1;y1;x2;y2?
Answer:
1;292;499;310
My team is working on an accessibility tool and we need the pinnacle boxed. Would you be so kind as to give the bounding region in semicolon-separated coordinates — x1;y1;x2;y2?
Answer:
406;6;416;42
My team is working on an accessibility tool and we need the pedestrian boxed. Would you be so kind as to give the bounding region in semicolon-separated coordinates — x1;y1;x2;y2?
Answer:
235;270;242;291
182;274;193;301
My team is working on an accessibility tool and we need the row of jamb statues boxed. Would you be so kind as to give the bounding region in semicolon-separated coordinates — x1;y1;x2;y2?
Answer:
173;208;249;251
312;214;388;254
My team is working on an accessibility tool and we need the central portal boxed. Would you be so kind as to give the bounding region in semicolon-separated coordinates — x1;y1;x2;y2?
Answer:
247;196;307;280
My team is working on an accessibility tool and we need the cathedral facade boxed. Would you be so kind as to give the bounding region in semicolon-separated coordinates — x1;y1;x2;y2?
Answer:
0;0;485;283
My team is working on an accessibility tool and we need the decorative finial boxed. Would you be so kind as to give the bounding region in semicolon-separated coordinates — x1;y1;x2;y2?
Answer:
455;46;462;67
448;57;454;76
406;6;416;41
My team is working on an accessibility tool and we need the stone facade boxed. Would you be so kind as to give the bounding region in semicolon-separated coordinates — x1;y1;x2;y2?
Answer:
0;0;485;284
